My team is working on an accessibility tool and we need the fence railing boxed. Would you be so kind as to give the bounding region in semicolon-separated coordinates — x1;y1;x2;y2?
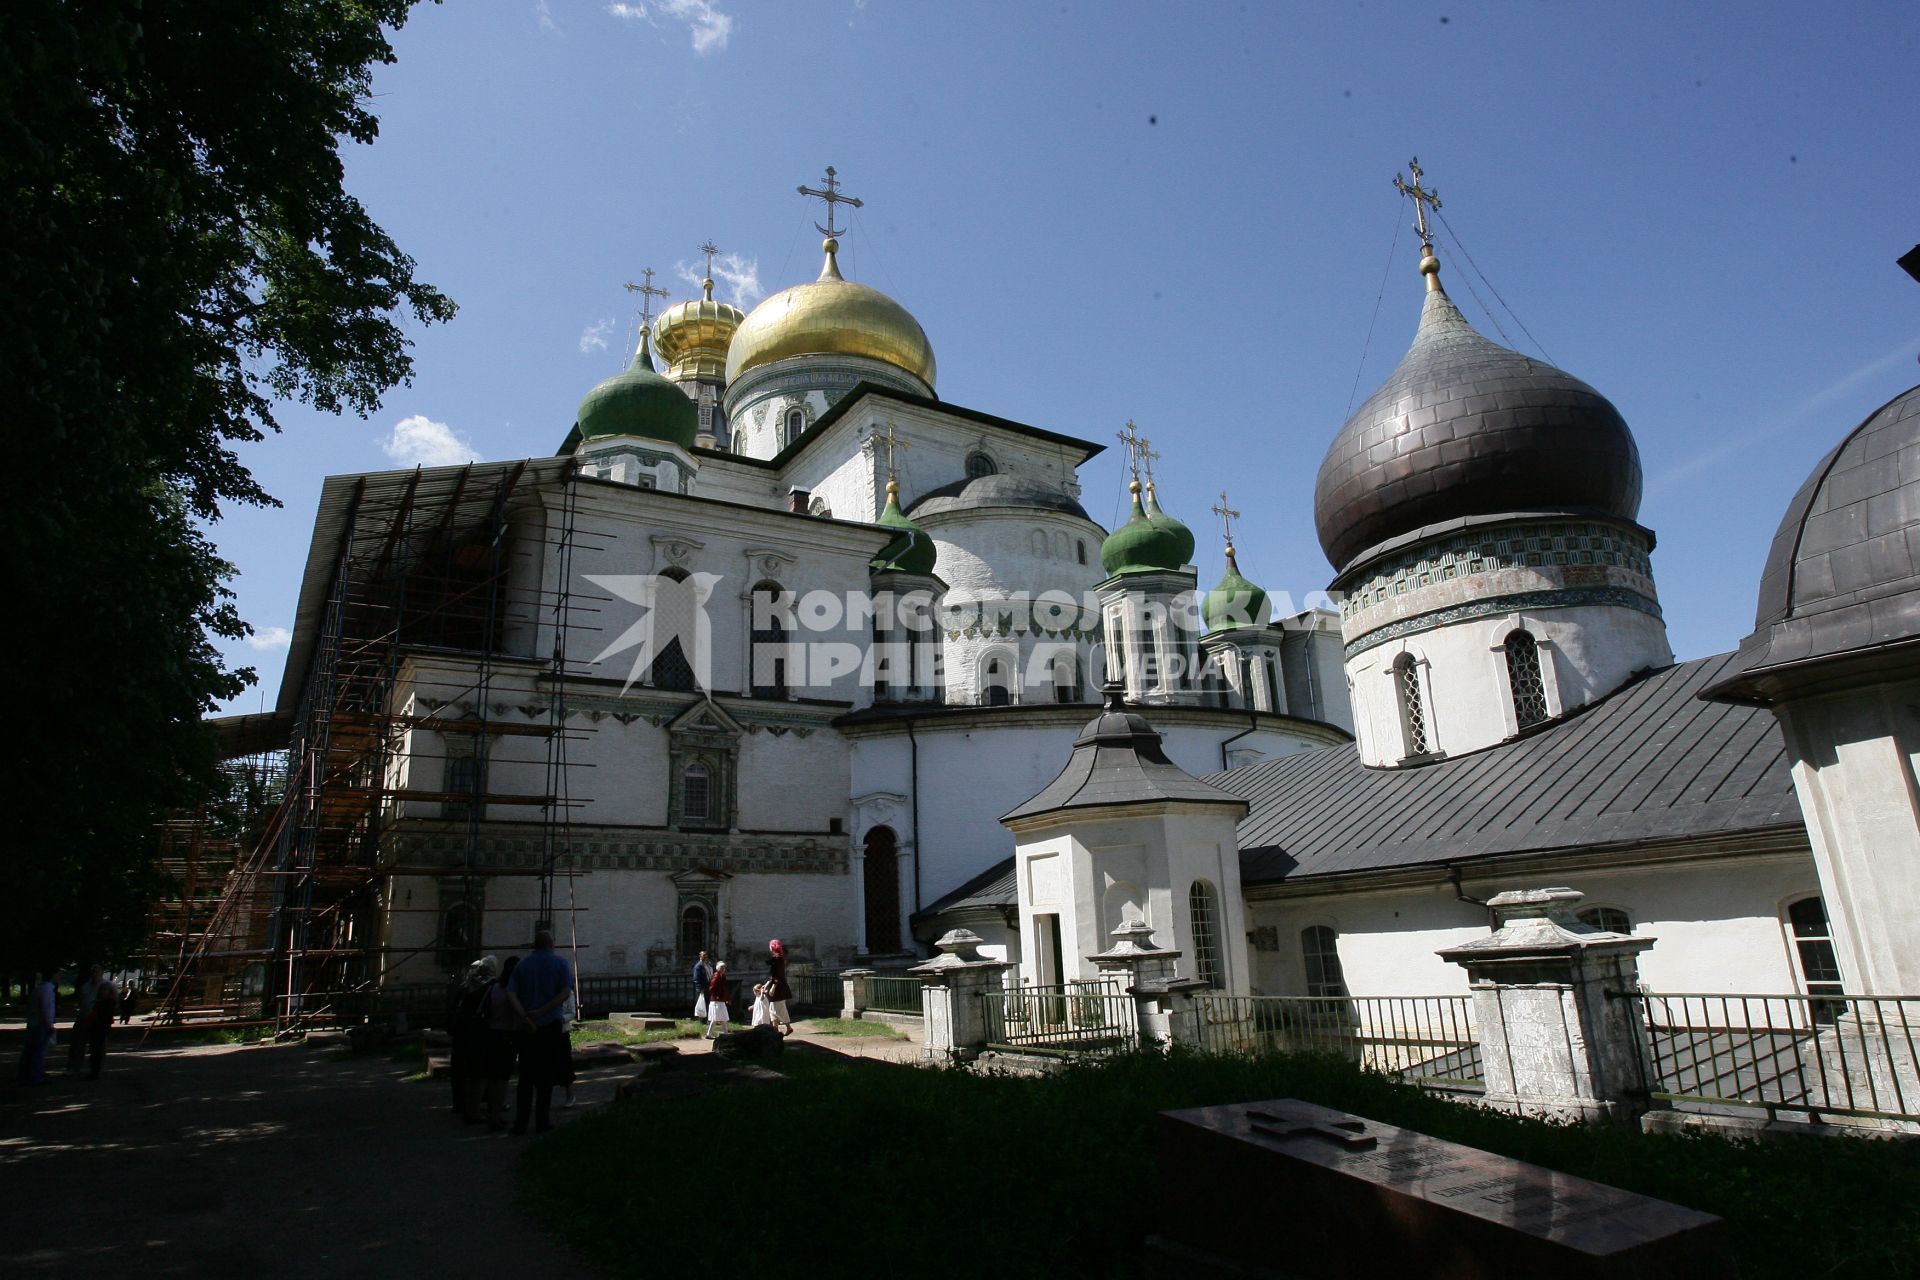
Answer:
980;980;1136;1053
865;974;924;1016
1194;994;1482;1086
795;969;844;1010
1631;992;1920;1123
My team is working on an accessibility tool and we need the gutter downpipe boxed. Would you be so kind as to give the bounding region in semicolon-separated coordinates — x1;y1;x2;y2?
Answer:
1447;864;1496;928
1220;709;1260;771
908;718;923;920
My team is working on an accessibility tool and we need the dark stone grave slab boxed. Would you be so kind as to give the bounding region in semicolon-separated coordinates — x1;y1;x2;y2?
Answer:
1157;1098;1724;1279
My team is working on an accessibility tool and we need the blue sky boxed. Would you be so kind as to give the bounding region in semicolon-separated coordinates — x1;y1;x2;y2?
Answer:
214;0;1920;712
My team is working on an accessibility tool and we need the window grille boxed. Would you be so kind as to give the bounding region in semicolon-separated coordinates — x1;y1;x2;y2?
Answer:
1393;654;1428;756
682;762;711;823
1787;896;1845;1020
1576;906;1632;934
751;582;789;700
1301;925;1348;998
1505;630;1549;728
1190;881;1223;988
965;451;997;478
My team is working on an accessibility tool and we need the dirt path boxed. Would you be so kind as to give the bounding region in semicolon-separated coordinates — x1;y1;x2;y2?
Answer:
0;1017;920;1278
0;1028;599;1278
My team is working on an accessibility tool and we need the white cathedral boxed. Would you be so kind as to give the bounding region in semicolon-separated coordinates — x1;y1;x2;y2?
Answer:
256;172;1920;1013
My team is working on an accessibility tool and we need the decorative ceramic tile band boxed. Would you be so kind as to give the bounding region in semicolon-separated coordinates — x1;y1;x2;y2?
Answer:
1344;585;1664;660
1341;521;1654;619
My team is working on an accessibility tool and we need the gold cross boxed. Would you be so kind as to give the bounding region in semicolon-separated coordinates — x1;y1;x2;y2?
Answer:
622;267;670;329
1116;420;1152;485
1210;490;1241;546
699;240;720;277
1394;157;1442;256
798;166;864;239
870;420;912;479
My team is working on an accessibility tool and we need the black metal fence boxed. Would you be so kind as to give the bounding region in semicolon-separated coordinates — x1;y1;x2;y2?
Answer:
865;974;924;1016
1632;991;1920;1123
1194;994;1482;1087
980;980;1136;1053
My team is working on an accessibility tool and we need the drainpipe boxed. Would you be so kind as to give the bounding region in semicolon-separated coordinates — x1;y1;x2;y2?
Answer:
1447;865;1495;928
1220;710;1260;771
907;719;923;916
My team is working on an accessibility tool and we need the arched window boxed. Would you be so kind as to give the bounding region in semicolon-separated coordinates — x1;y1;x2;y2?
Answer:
1786;895;1845;1022
1051;653;1078;704
1393;653;1429;757
1576;906;1632;934
808;495;832;519
648;566;698;691
750;581;789;700
1029;528;1049;558
965;450;997;478
863;826;901;953
982;655;1014;707
1301;925;1348;999
679;902;710;958
1505;630;1549;729
1076;540;1087;566
682;760;712;823
443;749;483;821
783;406;806;447
1189;881;1223;988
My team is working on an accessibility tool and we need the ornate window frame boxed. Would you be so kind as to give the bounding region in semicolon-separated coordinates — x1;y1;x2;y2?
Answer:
1388;649;1436;761
666;701;743;832
1488;615;1559;736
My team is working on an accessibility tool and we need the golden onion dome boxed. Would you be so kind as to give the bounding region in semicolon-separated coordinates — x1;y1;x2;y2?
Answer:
652;276;745;382
724;238;936;390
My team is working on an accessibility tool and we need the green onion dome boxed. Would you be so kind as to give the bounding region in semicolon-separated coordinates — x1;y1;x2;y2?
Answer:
1202;544;1272;632
871;478;938;576
1101;480;1191;576
1143;481;1196;568
575;330;699;449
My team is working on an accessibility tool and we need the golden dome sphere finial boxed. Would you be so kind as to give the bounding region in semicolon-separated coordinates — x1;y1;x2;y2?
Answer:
702;276;715;302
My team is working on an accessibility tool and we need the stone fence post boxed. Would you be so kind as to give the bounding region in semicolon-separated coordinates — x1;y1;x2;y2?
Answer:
911;930;1010;1064
1437;887;1655;1125
1089;917;1211;1049
840;968;875;1020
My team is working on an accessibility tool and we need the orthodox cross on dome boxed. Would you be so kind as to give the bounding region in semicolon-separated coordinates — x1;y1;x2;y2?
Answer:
698;240;721;299
1116;420;1153;486
798;166;864;239
870;420;912;481
1211;490;1241;549
1394;157;1442;258
623;267;670;330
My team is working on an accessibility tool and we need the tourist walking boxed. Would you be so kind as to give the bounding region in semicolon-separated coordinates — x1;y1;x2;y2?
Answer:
508;929;575;1135
84;975;118;1078
691;949;712;1021
16;969;56;1086
119;978;138;1024
483;955;524;1132
67;966;103;1075
450;955;496;1123
764;939;795;1037
703;962;731;1039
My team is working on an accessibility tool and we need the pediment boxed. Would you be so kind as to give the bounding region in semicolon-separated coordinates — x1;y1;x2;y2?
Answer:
667;697;745;738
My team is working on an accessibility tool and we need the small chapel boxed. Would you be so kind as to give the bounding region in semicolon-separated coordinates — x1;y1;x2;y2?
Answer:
208;166;1918;1026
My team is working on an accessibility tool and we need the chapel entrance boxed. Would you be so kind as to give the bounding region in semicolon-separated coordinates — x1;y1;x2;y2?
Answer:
863;825;901;953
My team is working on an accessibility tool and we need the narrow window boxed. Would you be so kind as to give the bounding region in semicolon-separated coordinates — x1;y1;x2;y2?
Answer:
1076;540;1087;566
983;656;1013;707
1189;881;1223;988
1051;653;1077;704
649;567;698;691
784;407;806;446
679;902;710;958
443;748;483;821
682;761;711;823
1786;896;1846;1022
1393;653;1429;757
1301;925;1348;999
751;581;789;700
1505;630;1549;729
1576;906;1631;934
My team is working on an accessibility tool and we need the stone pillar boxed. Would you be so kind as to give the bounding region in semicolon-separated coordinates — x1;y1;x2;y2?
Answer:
840;968;874;1020
1088;916;1210;1048
1437;888;1655;1126
911;929;1011;1064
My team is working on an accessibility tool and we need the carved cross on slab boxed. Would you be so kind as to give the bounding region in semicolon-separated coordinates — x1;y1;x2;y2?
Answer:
1246;1107;1378;1150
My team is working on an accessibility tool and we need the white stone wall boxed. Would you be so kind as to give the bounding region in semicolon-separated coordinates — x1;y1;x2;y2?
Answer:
1346;603;1672;766
1777;680;1920;994
1246;851;1823;999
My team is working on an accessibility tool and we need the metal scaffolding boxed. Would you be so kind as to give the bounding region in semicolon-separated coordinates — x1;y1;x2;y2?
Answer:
151;457;600;1028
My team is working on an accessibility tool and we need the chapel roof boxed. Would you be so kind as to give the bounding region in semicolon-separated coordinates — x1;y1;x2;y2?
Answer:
1000;690;1248;823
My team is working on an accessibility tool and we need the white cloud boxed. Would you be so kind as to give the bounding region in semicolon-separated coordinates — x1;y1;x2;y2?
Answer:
579;318;615;354
605;0;733;55
536;0;561;34
382;415;485;468
246;626;292;651
678;251;763;309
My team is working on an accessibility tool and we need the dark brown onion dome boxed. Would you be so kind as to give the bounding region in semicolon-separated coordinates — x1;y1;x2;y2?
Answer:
1706;384;1920;702
1314;288;1643;573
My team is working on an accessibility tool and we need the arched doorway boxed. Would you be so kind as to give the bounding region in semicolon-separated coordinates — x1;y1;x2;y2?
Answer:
863;825;901;954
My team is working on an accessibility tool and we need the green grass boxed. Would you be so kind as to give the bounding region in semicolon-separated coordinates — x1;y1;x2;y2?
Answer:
794;1016;906;1040
569;1018;706;1047
518;1048;1920;1280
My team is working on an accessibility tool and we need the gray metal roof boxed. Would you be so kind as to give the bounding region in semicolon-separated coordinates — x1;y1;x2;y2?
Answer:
1000;695;1249;823
908;473;1093;521
917;859;1018;919
1707;385;1920;701
1313;286;1642;574
1215;652;1802;884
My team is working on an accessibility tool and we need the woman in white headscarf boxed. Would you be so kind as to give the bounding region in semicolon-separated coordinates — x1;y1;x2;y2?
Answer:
450;955;497;1124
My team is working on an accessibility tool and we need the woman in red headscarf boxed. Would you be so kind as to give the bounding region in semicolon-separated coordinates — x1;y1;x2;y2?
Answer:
765;939;794;1038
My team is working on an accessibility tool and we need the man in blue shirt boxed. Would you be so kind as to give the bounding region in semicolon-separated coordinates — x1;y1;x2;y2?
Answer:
508;929;575;1134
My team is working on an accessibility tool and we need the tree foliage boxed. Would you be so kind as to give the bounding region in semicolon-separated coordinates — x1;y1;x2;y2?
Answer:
0;1;453;974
